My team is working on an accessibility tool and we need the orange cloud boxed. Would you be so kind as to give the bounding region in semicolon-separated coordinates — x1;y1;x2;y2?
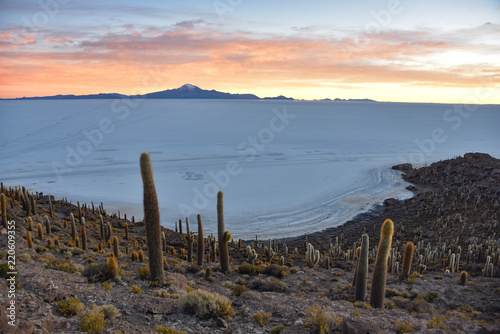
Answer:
0;23;498;102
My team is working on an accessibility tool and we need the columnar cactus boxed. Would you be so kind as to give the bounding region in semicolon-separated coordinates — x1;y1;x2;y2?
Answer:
81;225;87;251
208;235;217;262
70;213;76;240
77;201;82;220
400;241;414;279
99;214;104;239
185;216;194;262
246;245;258;265
45;215;51;235
26;231;33;248
370;219;394;308
459;271;467;285
306;243;320;268
30;196;37;215
179;219;183;235
48;195;53;217
355;234;369;302
27;217;34;231
105;222;112;242
264;239;275;263
197;214;205;267
140;152;165;283
113;236;119;257
37;223;43;241
1;193;7;229
217;191;230;273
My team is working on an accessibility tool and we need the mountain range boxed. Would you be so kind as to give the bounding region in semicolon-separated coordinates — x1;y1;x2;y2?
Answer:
3;84;375;102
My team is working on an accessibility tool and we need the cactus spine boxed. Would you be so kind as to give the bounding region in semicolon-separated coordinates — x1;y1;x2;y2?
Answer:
217;191;230;273
400;241;414;279
140;152;165;283
306;243;320;268
355;234;369;302
370;219;394;308
81;225;87;251
185;216;194;262
1;193;7;229
197;214;205;267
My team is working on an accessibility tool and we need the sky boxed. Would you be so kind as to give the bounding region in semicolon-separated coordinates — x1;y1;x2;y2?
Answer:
0;0;499;103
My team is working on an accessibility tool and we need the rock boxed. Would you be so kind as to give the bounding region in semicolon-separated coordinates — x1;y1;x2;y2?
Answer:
216;317;227;328
342;317;384;334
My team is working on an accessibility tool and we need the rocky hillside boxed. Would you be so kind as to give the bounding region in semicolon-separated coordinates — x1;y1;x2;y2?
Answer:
1;153;499;333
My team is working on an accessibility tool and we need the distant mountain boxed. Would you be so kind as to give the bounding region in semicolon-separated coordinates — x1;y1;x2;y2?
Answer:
2;84;377;102
141;84;259;99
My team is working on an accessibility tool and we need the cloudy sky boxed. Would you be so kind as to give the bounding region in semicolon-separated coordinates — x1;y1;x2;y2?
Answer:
1;0;499;102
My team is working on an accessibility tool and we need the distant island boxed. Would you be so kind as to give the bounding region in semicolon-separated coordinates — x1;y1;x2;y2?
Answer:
2;84;377;102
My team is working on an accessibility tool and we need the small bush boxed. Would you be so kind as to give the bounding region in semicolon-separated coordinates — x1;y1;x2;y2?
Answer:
304;305;342;334
253;311;272;326
57;298;84;318
405;298;435;314
17;253;31;262
131;285;142;295
249;278;288;292
263;264;289;278
138;266;150;279
270;325;287;334
426;316;449;331
98;304;120;319
46;258;82;274
393;320;415;333
155;325;186;334
154;290;179;299
79;305;105;333
353;301;372;309
238;262;263;275
177;289;235;320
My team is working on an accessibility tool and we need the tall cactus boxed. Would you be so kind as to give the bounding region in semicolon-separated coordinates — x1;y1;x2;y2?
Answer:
81;225;87;251
48;194;53;217
1;193;7;229
99;214;104;239
179;219;183;235
197;214;205;267
370;219;394;308
217;191;230;273
140;152;165;283
26;231;33;248
306;243;320;268
44;215;52;235
30;195;37;215
208;235;217;263
185;216;193;262
400;241;414;279
355;234;369;301
70;213;76;240
113;236;119;257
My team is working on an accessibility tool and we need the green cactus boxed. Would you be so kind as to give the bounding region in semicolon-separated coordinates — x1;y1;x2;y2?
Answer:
306;243;320;268
81;225;87;251
140;152;165;283
44;215;51;235
105;222;112;242
400;241;414;279
1;193;7;229
77;201;82;220
179;218;183;235
355;234;369;302
370;219;394;308
185;216;194;262
217;191;230;273
113;236;119;257
197;214;205;267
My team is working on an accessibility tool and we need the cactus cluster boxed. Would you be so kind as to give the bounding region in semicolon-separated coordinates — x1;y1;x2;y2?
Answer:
305;243;320;268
